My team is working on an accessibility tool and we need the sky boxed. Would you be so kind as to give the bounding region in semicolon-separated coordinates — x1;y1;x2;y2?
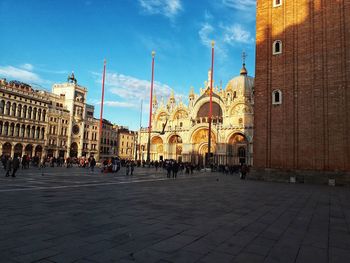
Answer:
0;0;256;130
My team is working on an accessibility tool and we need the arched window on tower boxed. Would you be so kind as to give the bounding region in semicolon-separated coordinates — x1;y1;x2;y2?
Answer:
273;40;282;55
273;0;282;7
272;90;282;105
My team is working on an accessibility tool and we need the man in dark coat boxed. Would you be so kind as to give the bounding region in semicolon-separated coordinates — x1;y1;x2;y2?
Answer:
12;157;20;177
172;162;179;179
5;157;12;177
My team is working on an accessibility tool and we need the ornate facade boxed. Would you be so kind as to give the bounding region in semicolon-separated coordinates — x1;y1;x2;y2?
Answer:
0;76;102;160
139;65;254;166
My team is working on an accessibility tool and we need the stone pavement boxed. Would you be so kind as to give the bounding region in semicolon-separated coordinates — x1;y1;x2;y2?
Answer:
1;167;350;263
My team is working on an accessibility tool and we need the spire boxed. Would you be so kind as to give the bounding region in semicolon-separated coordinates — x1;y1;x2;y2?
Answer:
207;69;212;87
240;51;248;76
152;92;158;105
189;86;195;98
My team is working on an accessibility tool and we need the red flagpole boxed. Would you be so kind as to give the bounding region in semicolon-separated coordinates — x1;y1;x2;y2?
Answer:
146;51;155;163
99;59;106;156
207;41;215;167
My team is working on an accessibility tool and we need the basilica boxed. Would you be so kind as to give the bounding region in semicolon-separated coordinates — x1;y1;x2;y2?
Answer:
139;63;254;166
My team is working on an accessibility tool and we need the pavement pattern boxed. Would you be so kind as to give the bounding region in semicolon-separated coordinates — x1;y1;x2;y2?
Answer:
1;166;350;263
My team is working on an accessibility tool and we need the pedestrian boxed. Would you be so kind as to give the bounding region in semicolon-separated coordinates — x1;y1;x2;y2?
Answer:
172;161;179;179
126;162;130;176
1;154;7;170
21;155;27;169
130;161;135;176
5;157;12;177
90;157;96;172
12;156;20;177
166;162;172;178
240;163;249;180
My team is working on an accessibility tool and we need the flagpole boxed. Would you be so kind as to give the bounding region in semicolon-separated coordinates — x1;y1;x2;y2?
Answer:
136;99;143;161
207;41;215;168
146;51;155;164
99;59;106;161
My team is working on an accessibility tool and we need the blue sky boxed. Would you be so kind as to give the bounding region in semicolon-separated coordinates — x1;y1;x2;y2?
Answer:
0;0;256;130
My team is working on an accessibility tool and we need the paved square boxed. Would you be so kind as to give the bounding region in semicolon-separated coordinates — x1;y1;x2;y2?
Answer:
1;167;350;263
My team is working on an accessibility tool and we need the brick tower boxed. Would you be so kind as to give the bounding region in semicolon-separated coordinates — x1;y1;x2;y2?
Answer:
254;0;350;177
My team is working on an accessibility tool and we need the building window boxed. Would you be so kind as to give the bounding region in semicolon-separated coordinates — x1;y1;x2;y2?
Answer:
272;90;282;105
273;0;282;7
273;40;282;55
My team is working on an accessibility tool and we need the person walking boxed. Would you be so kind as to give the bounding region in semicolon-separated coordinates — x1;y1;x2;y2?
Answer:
126;162;130;176
130;161;135;176
166;162;172;178
172;161;179;179
240;163;249;180
90;157;96;172
12;156;20;177
5;157;12;177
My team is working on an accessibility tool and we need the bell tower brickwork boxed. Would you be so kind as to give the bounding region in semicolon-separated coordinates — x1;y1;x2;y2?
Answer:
254;0;350;174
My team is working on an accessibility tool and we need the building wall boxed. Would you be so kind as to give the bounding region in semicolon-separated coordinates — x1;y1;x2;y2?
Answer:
254;0;350;171
117;129;136;160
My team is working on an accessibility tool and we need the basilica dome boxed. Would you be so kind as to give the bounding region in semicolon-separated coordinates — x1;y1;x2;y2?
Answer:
225;64;254;97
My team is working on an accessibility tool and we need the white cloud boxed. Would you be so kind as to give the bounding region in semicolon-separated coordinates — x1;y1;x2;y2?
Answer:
198;23;228;58
92;71;185;109
0;65;43;83
199;23;214;47
138;0;182;19
222;24;254;44
102;101;137;109
20;63;34;71
222;0;255;11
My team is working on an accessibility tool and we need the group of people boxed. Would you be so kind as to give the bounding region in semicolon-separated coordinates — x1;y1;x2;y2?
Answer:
1;156;20;177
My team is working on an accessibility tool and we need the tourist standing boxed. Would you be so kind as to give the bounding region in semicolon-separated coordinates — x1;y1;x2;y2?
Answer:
172;161;179;179
90;157;96;172
12;156;20;177
5;157;12;177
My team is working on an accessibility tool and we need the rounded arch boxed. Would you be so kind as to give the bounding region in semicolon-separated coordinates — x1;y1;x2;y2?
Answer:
171;108;189;121
15;123;20;137
33;107;37;120
9;123;15;136
156;111;168;122
14;143;23;157
11;103;17;116
35;145;43;158
25;144;33;157
191;127;216;145
168;134;182;144
17;104;22;117
150;136;164;159
0;99;5;114
227;132;249;165
22;105;27;118
151;136;163;145
226;132;250;144
2;142;12;157
230;103;253;115
197;101;223;118
5;101;10;115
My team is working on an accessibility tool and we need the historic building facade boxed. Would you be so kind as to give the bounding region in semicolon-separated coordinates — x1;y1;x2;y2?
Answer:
0;79;49;159
254;0;350;176
139;66;254;166
0;75;103;160
99;119;118;160
115;126;136;160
